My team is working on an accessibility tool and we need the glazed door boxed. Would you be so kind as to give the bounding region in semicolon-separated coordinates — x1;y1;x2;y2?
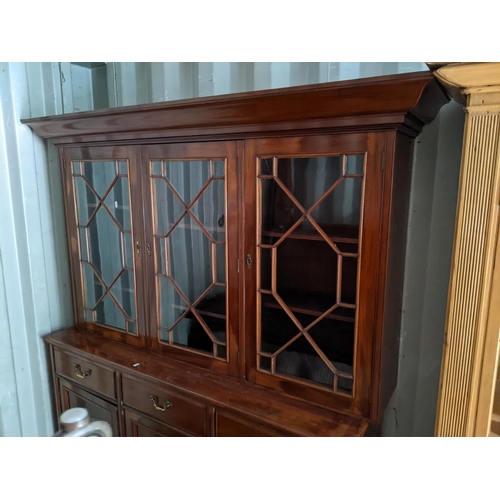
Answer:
62;146;147;347
243;134;385;417
141;142;240;376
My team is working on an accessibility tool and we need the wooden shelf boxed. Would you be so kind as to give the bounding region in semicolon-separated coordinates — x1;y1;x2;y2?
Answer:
262;224;359;245
170;303;226;320
155;222;225;237
261;292;356;324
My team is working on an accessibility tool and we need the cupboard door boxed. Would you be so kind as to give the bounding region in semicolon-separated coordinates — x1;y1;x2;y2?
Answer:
141;143;239;376
243;134;385;417
62;146;147;347
59;378;120;436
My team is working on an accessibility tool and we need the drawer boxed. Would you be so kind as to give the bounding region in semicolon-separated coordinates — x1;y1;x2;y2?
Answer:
124;409;191;437
54;348;116;400
215;410;291;437
122;376;207;436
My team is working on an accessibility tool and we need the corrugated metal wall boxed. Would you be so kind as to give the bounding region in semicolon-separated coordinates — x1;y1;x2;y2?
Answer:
104;62;427;106
0;63;74;437
0;61;459;436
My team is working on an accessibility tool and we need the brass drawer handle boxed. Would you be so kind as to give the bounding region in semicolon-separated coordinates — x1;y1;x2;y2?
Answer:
149;394;173;411
74;364;92;379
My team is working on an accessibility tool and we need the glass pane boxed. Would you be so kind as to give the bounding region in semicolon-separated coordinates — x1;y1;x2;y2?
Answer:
72;161;81;175
191;178;225;242
259;355;272;372
259;158;273;177
165;160;210;205
79;228;88;262
74;177;98;227
118;161;128;175
82;161;116;198
195;285;226;315
194;286;226;345
276;340;335;389
151;161;162;176
123;232;133;269
216;344;227;360
338;376;353;394
277;156;342;212
307;317;355;367
345;155;364;176
215;243;226;284
260;177;296;233
172;317;213;355
198;312;225;344
95;294;126;331
259;247;272;291
214;160;225;177
153;177;185;236
260;295;301;353
88;209;123;286
168;216;213;304
341;255;358;305
310;177;363;230
103;177;131;231
110;270;136;319
156;237;166;275
158;276;188;330
275;234;337;311
74;159;135;334
81;262;104;309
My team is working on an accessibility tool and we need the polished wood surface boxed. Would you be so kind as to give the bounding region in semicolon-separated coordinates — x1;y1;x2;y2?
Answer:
22;72;447;144
54;348;116;400
46;328;368;437
122;375;207;436
370;131;415;423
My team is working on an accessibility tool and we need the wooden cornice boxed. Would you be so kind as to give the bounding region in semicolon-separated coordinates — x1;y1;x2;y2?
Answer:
432;63;500;104
22;71;449;145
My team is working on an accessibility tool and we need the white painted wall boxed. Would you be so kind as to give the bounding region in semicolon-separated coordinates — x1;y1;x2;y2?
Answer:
0;62;461;436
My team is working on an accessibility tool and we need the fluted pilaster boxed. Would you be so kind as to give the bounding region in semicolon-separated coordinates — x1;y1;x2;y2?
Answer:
433;63;500;436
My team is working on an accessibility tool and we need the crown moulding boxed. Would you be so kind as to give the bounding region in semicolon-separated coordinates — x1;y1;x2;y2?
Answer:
22;71;449;145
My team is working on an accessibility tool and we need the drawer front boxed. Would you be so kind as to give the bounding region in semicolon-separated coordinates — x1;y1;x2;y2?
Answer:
215;410;292;437
124;409;190;437
122;376;207;436
54;349;116;400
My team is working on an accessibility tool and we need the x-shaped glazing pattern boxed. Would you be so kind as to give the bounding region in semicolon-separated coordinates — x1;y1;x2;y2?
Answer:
257;155;364;392
72;160;136;333
152;160;226;358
